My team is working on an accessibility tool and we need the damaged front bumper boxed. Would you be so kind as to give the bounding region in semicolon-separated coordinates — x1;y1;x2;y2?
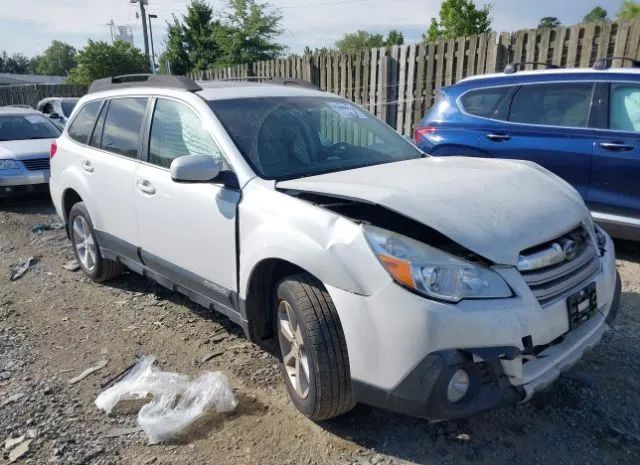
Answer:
327;233;620;420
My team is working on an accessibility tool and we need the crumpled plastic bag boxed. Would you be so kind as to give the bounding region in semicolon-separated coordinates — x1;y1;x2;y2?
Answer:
95;356;237;443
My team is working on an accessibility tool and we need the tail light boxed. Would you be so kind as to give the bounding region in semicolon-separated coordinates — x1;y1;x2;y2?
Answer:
414;126;436;143
50;141;57;159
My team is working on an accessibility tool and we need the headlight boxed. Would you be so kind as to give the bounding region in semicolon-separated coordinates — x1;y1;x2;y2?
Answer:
0;159;19;170
363;225;512;302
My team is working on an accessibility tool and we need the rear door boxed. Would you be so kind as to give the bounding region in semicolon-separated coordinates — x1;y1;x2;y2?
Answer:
590;81;640;224
81;97;148;258
479;81;596;198
133;96;240;310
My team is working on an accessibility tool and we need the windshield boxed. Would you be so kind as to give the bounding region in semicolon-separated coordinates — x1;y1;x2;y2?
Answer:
209;97;422;180
61;99;79;117
0;114;61;141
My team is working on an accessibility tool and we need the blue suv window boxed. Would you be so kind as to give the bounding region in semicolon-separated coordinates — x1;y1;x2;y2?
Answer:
460;87;512;118
610;83;640;132
508;83;593;128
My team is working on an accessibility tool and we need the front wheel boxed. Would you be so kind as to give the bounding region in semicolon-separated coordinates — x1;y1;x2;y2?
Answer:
68;202;123;282
275;273;355;421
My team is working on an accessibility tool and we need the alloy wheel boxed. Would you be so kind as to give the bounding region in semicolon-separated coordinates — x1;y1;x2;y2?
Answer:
277;299;310;399
72;215;97;271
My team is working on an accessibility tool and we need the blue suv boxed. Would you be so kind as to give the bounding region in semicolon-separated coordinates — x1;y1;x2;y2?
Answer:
415;58;640;240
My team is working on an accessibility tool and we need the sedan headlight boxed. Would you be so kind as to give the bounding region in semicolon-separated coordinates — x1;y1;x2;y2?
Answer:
0;159;19;170
363;225;512;302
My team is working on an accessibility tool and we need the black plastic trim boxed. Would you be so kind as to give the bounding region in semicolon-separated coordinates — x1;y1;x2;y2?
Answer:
353;346;523;420
94;229;249;335
88;74;202;94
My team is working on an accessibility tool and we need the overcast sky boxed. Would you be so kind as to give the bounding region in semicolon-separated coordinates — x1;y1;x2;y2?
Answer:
0;0;627;61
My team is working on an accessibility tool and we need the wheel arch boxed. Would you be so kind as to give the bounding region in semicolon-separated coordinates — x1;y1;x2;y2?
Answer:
242;257;310;342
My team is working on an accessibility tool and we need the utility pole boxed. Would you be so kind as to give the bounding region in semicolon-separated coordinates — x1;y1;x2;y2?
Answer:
130;0;150;70
148;14;158;74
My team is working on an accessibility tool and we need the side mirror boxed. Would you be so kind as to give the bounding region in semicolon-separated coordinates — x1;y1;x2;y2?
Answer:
48;112;61;119
170;155;222;183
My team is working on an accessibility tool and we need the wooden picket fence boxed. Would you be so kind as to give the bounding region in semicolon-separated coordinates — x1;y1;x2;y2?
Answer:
194;19;640;135
0;84;87;109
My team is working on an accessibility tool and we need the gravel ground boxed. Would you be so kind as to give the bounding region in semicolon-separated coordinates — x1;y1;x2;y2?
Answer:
1;194;639;465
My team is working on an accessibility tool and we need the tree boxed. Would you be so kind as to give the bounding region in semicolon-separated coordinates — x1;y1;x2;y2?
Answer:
583;6;608;22
183;0;223;71
215;0;285;66
617;0;640;20
424;0;492;41
33;41;77;76
538;17;561;28
336;31;385;52
385;30;404;46
66;40;149;86
0;51;32;74
159;16;191;75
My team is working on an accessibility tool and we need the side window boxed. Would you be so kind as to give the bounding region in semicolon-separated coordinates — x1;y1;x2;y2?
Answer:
90;102;107;148
101;98;148;158
508;83;593;127
67;101;101;144
148;99;222;168
609;83;640;132
460;87;511;118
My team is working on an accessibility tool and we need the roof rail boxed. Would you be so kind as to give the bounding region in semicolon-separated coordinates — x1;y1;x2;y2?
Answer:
593;56;640;70
217;76;320;90
88;74;202;94
503;62;560;74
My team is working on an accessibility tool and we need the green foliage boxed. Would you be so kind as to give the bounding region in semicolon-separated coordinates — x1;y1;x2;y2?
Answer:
336;31;384;52
424;0;492;41
215;0;285;66
159;16;191;75
334;29;404;52
0;51;32;74
160;0;284;73
32;41;77;76
617;0;640;20
385;30;405;46
538;16;561;28
66;40;149;86
583;6;608;22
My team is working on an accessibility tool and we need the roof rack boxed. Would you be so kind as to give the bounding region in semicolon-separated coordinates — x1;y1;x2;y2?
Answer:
503;62;560;74
217;76;320;90
88;74;202;94
593;56;640;70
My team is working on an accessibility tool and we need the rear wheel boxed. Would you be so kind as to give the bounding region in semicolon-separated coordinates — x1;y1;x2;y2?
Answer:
275;273;355;421
68;202;123;282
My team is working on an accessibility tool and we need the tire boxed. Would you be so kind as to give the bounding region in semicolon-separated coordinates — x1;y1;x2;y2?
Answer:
274;273;355;421
68;202;123;282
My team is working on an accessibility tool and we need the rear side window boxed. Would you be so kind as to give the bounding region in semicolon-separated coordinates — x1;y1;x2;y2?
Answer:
460;87;511;117
101;98;148;158
508;83;593;127
67;101;101;144
609;83;640;132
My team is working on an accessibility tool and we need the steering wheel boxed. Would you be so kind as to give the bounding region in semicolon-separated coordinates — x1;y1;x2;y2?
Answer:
325;142;350;158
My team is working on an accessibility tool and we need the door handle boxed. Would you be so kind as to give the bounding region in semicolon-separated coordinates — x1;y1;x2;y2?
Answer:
598;141;635;151
136;179;156;195
486;133;511;142
81;160;94;172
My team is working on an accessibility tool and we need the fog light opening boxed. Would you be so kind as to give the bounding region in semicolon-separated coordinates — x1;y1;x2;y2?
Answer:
447;368;470;403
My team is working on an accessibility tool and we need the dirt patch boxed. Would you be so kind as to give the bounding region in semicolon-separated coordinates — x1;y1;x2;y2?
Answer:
1;194;639;465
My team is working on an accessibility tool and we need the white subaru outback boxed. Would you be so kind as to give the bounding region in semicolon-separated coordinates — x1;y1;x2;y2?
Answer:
50;74;620;421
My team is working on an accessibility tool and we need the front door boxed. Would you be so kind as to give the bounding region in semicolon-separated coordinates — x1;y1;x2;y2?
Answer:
133;97;240;309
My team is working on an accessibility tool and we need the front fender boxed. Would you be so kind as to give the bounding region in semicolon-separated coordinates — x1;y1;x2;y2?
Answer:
238;181;391;298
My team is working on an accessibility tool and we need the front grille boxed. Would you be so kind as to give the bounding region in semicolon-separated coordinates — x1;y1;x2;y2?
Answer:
21;158;50;171
519;226;600;306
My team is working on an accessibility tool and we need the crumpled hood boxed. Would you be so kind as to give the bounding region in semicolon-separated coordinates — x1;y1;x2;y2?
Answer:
0;139;53;160
277;157;589;265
